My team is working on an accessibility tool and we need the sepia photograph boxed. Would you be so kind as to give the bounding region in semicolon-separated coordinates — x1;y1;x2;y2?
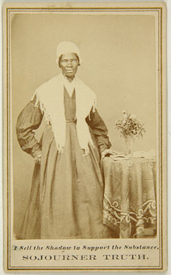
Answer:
3;1;167;272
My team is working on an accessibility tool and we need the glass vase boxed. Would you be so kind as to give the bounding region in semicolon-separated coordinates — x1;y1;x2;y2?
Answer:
123;136;134;155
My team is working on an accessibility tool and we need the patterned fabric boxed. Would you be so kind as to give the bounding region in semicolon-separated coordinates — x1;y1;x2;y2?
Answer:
102;155;157;238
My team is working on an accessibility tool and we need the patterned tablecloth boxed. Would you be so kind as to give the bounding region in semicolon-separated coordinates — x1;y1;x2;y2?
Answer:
102;153;157;238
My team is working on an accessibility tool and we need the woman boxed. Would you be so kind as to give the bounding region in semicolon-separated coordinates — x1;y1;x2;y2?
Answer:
16;41;113;239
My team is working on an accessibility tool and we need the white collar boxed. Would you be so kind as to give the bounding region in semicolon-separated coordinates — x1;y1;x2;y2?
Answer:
62;74;76;96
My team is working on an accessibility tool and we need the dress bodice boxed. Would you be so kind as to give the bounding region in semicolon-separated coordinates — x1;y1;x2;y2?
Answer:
64;88;76;123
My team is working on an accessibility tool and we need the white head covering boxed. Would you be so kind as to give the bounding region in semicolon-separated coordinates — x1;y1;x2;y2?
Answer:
56;41;81;65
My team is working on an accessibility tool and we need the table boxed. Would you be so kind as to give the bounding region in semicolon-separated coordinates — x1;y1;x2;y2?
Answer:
102;153;157;238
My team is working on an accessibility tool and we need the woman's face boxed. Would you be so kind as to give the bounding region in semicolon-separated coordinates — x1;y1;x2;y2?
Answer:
59;53;79;80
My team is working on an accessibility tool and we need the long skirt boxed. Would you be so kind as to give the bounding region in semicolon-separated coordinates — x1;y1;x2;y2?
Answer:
19;122;113;239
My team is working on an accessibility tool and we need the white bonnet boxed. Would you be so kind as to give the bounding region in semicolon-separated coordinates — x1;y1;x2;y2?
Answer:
56;41;81;65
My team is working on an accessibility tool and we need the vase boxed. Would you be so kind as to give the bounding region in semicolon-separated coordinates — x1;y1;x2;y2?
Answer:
123;136;134;155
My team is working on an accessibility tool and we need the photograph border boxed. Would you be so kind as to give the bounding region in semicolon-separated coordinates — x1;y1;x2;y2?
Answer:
3;2;167;272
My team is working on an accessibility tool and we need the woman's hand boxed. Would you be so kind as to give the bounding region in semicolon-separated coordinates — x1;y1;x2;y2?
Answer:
32;149;42;163
101;148;113;159
101;149;126;161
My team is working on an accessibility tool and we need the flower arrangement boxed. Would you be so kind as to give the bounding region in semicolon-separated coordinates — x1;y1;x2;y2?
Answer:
115;111;145;139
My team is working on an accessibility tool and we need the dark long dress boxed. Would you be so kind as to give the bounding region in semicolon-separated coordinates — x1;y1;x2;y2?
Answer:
16;88;113;239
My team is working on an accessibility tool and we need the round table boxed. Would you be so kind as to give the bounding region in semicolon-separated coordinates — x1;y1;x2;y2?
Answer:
102;153;157;238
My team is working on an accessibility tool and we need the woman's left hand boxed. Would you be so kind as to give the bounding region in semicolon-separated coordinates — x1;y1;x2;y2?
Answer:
101;148;113;159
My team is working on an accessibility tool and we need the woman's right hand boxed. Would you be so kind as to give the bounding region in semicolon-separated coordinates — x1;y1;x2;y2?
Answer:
32;149;42;163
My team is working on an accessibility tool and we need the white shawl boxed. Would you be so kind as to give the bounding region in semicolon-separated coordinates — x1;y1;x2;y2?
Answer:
32;73;96;152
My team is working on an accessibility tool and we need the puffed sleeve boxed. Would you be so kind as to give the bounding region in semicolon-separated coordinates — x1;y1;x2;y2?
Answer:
86;108;111;153
16;97;43;157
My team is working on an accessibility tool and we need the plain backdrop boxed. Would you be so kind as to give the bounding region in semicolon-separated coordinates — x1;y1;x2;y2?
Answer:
1;1;170;275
